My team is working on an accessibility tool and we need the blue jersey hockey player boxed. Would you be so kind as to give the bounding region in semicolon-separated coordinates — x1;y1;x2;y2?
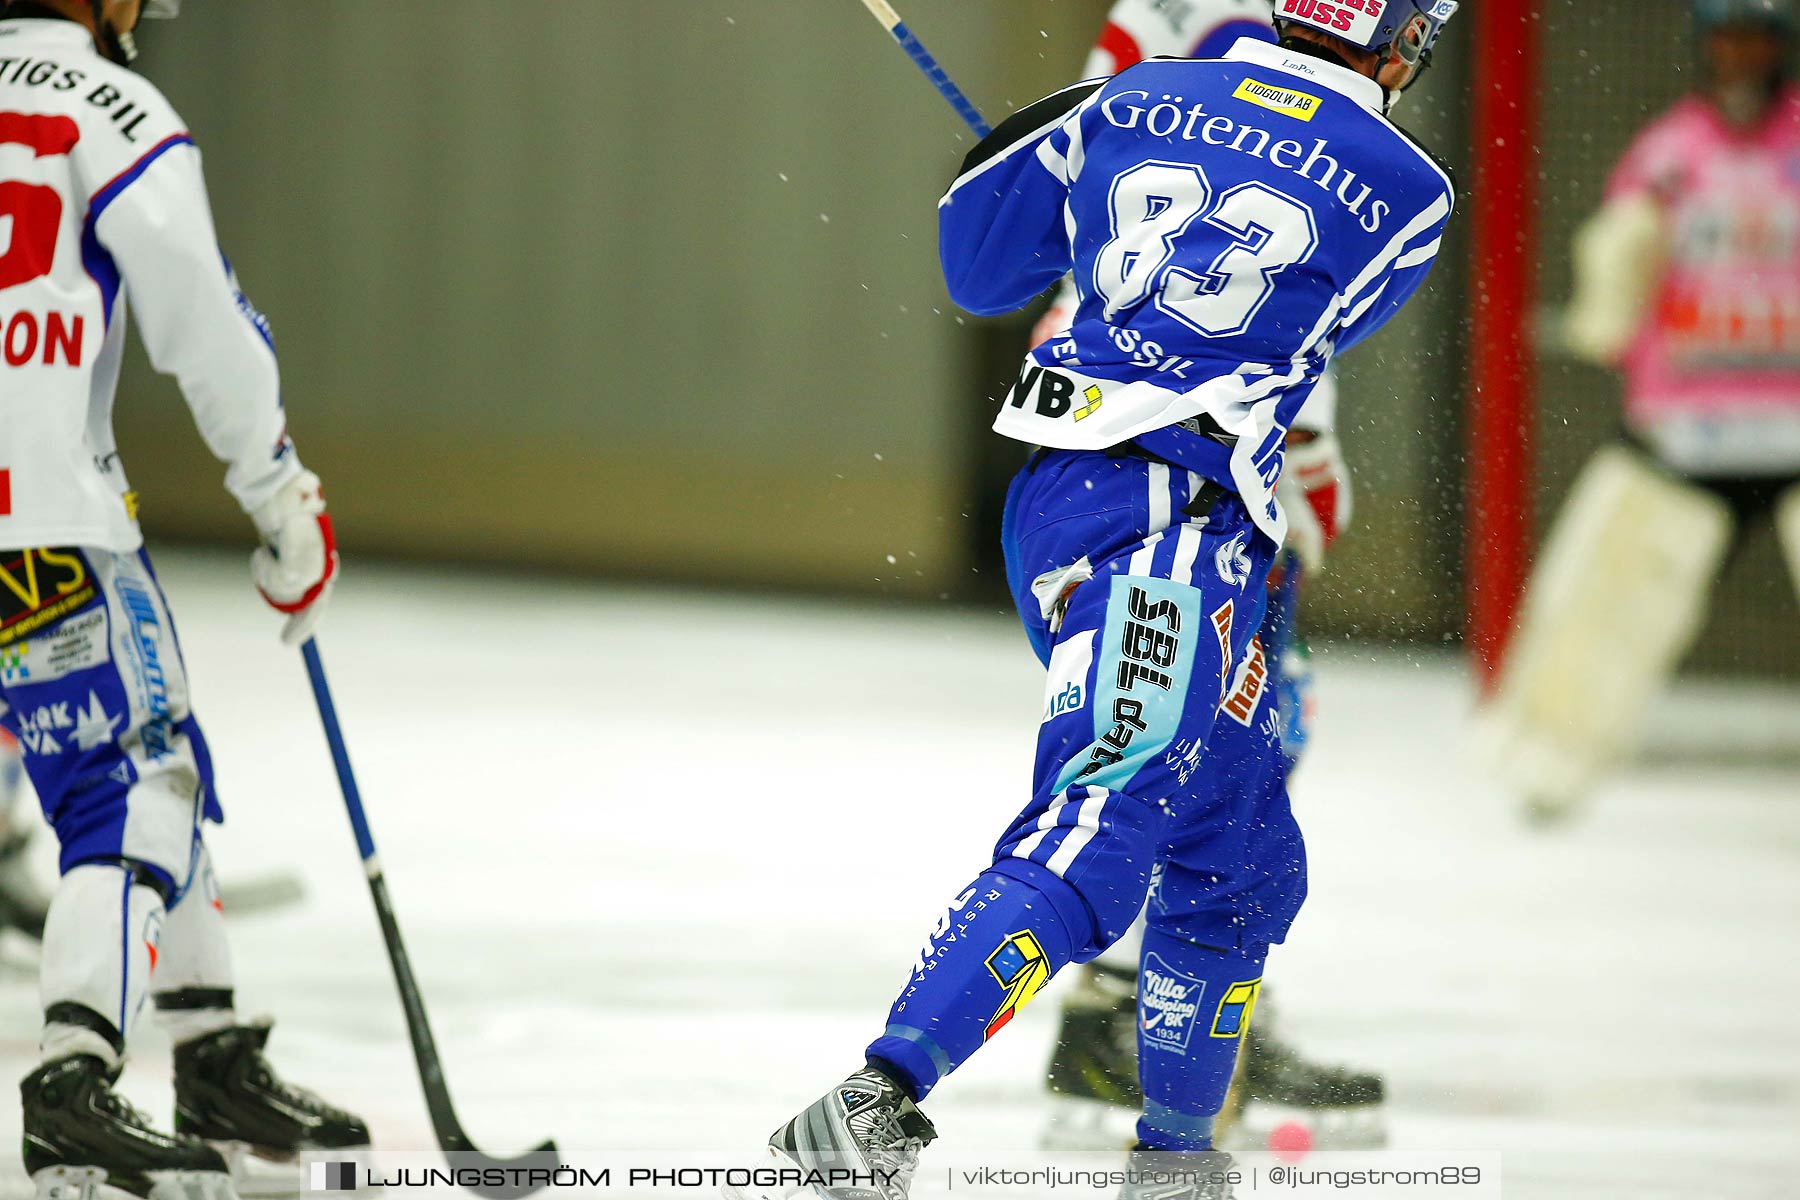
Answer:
1034;0;1385;1157
731;5;1457;1198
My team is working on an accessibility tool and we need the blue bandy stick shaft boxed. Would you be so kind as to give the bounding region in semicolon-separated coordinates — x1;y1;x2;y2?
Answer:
860;0;992;137
300;637;560;1187
302;637;377;864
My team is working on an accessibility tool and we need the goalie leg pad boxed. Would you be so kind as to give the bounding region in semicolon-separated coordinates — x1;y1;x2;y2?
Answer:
1477;444;1733;811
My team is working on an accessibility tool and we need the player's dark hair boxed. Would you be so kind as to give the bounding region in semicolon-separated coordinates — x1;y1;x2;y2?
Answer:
0;1;70;19
1276;30;1359;73
1277;22;1436;102
90;0;130;64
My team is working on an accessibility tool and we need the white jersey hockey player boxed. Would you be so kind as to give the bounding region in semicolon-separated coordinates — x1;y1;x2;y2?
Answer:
2;2;367;1196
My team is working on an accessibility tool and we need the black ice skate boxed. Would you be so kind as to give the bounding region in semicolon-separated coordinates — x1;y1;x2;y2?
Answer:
22;1054;235;1200
724;1066;936;1200
1042;962;1141;1150
1119;1149;1237;1200
1233;1019;1386;1151
1042;968;1386;1152
173;1022;369;1193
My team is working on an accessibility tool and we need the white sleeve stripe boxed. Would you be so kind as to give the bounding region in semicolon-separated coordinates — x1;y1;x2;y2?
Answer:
1395;238;1442;270
1064;108;1089;185
1339;194;1451;311
1044;790;1110;877
1346;238;1441;327
1343;280;1390;327
1037;139;1070;184
938;84;1105;207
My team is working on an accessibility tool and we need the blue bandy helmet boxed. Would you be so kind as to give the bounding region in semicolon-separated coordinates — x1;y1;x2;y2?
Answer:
1275;0;1459;74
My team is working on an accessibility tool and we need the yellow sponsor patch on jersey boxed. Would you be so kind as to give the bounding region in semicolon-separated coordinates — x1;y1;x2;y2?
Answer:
1073;385;1104;422
1232;78;1324;122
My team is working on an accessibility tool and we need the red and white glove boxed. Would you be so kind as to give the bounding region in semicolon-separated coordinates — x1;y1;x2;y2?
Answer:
1278;431;1353;575
251;471;338;647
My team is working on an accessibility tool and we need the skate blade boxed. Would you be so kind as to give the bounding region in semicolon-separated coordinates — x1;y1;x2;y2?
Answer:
33;1165;239;1200
1039;1095;1134;1152
1223;1102;1388;1153
215;1143;377;1197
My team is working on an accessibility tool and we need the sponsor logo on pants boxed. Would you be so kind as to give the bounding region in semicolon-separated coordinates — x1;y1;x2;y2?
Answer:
1220;637;1268;726
1210;978;1263;1039
1042;630;1095;724
1;608;110;687
984;930;1052;1039
115;572;174;759
1141;952;1208;1056
0;548;96;646
1079;585;1183;781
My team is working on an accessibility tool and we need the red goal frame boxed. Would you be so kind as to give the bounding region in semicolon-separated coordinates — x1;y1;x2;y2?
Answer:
1466;6;1540;684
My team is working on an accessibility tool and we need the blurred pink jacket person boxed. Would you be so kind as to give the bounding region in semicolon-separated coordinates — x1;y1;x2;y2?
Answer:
1604;86;1800;474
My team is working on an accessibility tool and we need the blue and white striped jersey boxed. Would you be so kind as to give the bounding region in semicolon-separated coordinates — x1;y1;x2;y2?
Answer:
939;37;1453;544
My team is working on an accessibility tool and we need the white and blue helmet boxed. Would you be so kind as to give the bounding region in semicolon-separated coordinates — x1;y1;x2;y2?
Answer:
1275;0;1459;73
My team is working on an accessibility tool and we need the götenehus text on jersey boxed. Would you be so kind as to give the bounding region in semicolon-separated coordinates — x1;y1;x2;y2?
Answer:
1101;85;1399;234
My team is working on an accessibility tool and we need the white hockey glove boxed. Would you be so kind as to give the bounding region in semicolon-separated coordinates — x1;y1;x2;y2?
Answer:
1279;431;1353;575
250;471;338;647
1564;194;1665;366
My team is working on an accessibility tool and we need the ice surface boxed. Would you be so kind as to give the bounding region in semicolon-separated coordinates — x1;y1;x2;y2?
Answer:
0;549;1795;1197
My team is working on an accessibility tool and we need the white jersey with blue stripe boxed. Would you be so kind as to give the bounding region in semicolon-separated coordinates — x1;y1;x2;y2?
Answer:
939;37;1453;545
0;17;299;553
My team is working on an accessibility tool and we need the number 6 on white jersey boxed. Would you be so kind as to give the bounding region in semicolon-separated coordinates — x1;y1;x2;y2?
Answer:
1092;162;1319;339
